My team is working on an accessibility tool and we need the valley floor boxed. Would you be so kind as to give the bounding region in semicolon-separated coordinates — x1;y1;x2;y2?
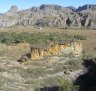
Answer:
0;27;95;91
0;56;83;91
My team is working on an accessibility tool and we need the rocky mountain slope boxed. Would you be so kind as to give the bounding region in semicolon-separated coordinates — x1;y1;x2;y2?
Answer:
0;4;96;29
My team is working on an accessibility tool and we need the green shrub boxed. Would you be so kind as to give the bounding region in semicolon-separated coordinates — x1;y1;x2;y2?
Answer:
58;78;79;91
74;35;86;40
0;32;86;45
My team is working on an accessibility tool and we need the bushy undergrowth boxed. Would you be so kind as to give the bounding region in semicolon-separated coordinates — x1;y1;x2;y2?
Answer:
0;32;86;45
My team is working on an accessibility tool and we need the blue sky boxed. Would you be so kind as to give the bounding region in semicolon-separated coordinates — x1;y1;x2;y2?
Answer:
0;0;96;13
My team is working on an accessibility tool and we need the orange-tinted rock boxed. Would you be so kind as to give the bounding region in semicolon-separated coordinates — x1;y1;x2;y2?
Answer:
18;41;82;62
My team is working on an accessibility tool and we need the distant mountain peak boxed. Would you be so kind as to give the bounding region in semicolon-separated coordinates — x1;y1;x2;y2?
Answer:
39;4;63;10
67;6;77;11
7;5;19;14
76;4;96;12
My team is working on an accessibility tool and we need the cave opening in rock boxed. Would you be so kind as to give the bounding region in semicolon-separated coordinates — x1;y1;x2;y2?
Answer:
66;18;71;26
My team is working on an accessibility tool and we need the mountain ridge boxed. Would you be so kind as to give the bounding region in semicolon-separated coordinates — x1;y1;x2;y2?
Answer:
0;4;96;29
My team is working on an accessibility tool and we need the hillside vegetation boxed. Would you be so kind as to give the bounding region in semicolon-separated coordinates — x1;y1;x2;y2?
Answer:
0;31;86;45
0;27;95;58
0;27;95;91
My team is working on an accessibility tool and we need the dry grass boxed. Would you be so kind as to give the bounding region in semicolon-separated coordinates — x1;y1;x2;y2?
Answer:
65;30;96;56
0;27;96;57
0;43;30;60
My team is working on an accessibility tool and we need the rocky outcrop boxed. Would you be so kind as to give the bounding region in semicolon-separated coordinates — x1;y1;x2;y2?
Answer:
0;4;96;29
76;4;96;12
0;20;18;27
18;40;82;62
7;5;19;15
77;4;96;28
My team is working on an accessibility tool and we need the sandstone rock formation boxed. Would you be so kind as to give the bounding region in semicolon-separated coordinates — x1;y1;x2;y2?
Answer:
0;4;96;29
18;40;82;63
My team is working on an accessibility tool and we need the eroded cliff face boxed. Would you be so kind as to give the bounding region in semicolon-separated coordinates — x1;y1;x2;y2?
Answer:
0;4;96;29
18;41;82;62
